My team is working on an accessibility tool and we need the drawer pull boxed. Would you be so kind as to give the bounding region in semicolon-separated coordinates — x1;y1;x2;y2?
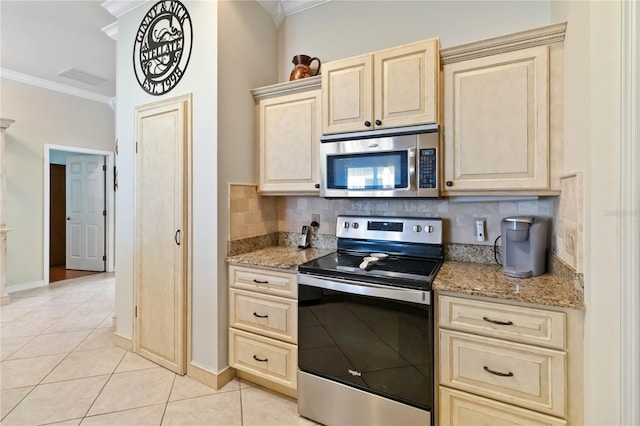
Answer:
483;316;514;326
253;312;269;319
253;279;269;284
484;366;514;377
253;355;268;362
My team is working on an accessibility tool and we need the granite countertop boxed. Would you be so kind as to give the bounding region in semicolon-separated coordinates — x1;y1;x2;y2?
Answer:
433;261;584;310
226;246;334;271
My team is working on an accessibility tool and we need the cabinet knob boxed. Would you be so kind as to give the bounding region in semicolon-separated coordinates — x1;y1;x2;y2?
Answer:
446;181;453;187
375;120;382;126
364;121;371;127
314;184;320;189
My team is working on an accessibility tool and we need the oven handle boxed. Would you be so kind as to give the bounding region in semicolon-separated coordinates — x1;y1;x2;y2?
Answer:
298;273;431;305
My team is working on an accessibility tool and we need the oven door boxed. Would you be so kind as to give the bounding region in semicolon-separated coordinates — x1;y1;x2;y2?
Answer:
297;274;433;413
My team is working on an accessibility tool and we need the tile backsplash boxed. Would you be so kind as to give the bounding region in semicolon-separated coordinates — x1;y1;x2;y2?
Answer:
556;172;584;272
278;196;557;247
229;184;278;240
228;184;585;271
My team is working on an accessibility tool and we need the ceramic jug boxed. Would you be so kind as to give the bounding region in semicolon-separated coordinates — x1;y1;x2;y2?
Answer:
289;54;321;81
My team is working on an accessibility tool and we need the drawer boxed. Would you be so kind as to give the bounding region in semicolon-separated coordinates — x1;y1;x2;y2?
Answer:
439;387;567;426
439;295;566;349
230;288;297;343
439;330;566;417
229;265;297;298
229;328;297;390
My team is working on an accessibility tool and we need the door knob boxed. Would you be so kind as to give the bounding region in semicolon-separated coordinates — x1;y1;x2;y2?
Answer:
66;217;71;221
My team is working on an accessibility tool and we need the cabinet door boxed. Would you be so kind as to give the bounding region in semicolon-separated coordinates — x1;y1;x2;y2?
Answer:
322;54;373;134
374;38;439;129
440;387;567;426
259;90;321;194
443;46;549;191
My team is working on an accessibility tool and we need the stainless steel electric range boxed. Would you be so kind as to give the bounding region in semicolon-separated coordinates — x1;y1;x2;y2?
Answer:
297;215;443;426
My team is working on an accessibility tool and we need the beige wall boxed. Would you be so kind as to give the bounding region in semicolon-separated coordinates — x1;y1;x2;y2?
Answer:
0;78;114;288
550;2;622;424
277;0;550;82
218;0;277;368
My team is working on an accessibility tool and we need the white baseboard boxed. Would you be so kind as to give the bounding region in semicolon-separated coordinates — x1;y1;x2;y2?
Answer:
7;280;45;293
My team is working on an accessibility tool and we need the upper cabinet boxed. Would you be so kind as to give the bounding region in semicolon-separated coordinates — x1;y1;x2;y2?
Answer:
322;38;440;134
441;22;567;195
252;77;322;195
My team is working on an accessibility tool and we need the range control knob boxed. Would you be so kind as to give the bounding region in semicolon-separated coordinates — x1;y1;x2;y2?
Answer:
343;222;350;229
413;225;422;232
425;225;434;233
352;222;359;229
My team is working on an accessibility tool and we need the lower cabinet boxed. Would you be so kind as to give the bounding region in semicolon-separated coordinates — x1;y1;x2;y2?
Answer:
437;294;583;425
228;265;298;396
440;388;567;426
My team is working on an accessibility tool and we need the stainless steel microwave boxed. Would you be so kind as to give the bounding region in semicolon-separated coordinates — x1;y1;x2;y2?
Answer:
320;124;440;198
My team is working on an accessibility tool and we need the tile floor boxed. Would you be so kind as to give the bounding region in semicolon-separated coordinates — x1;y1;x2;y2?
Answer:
1;273;315;426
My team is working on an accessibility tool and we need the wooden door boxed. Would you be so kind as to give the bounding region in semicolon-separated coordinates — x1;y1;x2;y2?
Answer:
134;94;191;374
374;38;439;129
259;89;321;194
443;46;549;192
322;54;373;134
65;155;105;271
50;164;66;267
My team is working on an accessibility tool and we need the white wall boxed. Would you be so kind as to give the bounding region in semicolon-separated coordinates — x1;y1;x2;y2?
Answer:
114;1;220;371
217;0;277;367
277;0;550;82
551;2;623;424
0;78;114;287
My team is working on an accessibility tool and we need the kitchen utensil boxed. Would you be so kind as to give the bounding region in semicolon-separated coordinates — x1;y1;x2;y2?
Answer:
359;256;378;269
371;253;388;260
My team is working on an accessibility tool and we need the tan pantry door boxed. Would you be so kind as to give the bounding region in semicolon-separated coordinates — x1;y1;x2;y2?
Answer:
134;94;191;375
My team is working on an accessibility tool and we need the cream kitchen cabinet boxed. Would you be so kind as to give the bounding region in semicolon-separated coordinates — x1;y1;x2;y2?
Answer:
228;264;298;397
442;45;550;192
322;38;439;134
440;22;568;195
437;294;583;425
252;77;321;195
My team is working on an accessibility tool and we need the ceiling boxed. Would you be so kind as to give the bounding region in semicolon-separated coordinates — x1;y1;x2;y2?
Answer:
0;0;327;104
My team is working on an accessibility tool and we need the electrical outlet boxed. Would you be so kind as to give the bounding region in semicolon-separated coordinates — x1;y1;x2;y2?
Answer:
475;218;486;242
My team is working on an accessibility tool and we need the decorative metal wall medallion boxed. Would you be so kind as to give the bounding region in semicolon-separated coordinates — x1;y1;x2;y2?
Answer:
133;0;193;95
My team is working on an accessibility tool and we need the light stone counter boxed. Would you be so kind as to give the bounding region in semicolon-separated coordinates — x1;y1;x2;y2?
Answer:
226;246;334;271
433;261;584;310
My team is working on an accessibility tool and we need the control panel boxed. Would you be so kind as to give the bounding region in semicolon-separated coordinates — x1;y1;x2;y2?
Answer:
336;215;442;244
419;148;437;189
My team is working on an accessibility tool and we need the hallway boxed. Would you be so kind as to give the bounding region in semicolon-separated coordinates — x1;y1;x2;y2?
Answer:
1;273;314;425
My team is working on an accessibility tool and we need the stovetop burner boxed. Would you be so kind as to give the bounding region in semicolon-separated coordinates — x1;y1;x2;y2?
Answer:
298;215;444;292
298;251;441;291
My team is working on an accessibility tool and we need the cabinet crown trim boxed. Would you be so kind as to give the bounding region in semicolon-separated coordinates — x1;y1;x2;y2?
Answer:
251;75;321;101
440;21;567;65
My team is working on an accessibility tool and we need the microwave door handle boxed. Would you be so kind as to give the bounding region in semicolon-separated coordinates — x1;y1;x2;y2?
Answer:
408;148;416;190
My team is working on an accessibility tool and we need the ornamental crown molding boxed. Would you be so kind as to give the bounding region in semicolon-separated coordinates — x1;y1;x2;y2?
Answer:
100;0;149;39
1;119;15;130
256;0;330;28
251;75;321;100
440;21;567;65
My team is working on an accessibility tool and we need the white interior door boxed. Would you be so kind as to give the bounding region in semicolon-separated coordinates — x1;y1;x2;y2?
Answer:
134;95;190;374
65;155;105;271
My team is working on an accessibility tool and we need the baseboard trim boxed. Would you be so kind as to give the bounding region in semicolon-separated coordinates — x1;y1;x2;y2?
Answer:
237;370;297;399
7;280;45;293
112;332;133;351
187;362;236;390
